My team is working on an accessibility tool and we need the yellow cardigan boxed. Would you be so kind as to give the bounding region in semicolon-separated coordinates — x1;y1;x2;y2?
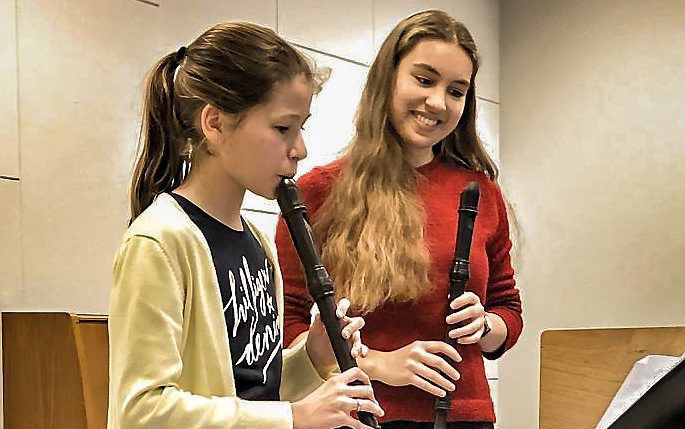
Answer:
108;193;324;429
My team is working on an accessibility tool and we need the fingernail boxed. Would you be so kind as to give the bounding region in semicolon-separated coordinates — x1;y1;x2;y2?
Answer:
342;330;350;339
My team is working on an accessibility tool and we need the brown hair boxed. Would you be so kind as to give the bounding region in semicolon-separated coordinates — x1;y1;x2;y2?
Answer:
130;22;320;222
314;10;498;313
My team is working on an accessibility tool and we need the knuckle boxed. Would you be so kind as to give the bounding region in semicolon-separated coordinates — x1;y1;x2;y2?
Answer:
425;355;438;367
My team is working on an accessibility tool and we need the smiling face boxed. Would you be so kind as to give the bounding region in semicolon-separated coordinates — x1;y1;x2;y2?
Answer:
213;74;314;199
389;39;473;165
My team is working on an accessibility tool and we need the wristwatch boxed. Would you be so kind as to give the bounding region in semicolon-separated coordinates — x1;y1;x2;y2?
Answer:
482;314;492;338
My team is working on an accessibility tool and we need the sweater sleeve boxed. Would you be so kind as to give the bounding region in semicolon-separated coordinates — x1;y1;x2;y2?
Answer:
280;339;326;401
482;184;523;360
109;235;293;429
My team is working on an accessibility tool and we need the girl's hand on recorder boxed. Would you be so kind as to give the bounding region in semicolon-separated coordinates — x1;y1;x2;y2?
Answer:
292;367;384;429
306;298;369;371
358;341;461;397
446;292;486;345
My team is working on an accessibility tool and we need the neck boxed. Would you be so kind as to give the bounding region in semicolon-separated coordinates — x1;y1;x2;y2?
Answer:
404;146;434;168
173;160;245;230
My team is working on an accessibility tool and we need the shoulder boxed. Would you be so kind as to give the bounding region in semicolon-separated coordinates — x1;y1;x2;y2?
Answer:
295;159;345;207
297;159;344;189
120;193;206;257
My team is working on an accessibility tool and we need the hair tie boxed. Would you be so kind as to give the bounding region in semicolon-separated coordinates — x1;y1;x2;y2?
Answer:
175;46;187;63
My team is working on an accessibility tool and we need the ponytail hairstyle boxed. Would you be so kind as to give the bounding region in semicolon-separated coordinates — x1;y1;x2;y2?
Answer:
314;10;497;313
130;22;322;222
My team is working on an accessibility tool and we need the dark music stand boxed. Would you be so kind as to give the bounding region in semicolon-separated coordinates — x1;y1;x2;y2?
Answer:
608;359;685;429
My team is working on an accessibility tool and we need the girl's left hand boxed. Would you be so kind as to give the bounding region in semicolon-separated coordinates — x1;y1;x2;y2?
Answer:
306;298;369;370
446;292;486;345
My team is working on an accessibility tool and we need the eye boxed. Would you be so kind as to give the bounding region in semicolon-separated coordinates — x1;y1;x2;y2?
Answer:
275;126;290;134
414;75;433;86
448;88;466;99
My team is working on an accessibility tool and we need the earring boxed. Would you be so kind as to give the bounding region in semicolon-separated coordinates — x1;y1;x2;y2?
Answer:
179;138;194;162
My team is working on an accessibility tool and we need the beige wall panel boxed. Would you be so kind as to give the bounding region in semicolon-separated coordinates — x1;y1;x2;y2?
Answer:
0;179;21;308
278;0;373;64
1;0;19;177
17;0;162;313
484;357;498;380
500;1;685;427
160;0;277;48
477;99;500;165
488;379;499;429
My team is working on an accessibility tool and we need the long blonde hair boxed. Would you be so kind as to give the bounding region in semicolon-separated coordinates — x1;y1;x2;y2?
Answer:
313;10;498;313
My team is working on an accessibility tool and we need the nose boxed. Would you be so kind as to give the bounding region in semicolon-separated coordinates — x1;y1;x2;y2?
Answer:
425;87;447;113
289;132;308;162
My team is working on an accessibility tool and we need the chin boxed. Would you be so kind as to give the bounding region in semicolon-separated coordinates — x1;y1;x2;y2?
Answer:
406;133;441;149
257;189;278;200
246;184;278;201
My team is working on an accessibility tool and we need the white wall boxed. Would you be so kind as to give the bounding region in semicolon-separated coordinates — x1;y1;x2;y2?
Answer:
0;0;500;425
499;1;685;428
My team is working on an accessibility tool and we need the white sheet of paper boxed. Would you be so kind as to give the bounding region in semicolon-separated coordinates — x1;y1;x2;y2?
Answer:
595;352;685;429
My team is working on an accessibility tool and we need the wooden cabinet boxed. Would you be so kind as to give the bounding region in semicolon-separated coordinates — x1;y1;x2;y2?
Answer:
2;313;109;429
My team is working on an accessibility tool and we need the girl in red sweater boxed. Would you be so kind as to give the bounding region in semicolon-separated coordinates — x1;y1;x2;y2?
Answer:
276;10;522;429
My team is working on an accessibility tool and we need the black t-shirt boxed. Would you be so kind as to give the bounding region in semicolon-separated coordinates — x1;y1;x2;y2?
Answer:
170;193;283;400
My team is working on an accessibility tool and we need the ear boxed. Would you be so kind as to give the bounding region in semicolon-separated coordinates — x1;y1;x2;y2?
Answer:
199;104;234;149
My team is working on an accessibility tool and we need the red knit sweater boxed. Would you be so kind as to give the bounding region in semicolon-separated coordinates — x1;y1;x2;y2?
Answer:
276;156;523;423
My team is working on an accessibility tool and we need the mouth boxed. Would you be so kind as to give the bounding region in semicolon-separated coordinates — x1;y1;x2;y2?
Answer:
411;110;442;128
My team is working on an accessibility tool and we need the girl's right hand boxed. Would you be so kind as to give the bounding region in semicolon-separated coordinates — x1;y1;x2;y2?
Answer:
291;367;384;429
359;341;462;398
